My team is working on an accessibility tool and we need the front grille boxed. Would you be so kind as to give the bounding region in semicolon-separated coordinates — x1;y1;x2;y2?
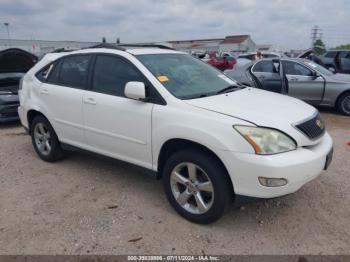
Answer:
295;113;325;140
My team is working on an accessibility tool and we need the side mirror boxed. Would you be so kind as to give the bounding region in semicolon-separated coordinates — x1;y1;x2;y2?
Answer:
124;81;147;101
312;71;321;79
328;67;336;73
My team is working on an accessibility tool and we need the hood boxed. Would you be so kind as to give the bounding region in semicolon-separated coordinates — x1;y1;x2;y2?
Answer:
328;73;350;83
0;48;37;73
185;87;319;146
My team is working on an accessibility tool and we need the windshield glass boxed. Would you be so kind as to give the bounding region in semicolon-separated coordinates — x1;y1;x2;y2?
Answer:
303;61;333;76
136;53;240;99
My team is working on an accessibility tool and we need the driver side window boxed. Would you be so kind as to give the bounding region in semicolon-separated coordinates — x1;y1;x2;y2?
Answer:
282;61;312;76
252;60;278;73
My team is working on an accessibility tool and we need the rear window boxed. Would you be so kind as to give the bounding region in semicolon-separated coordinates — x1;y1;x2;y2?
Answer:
59;55;91;89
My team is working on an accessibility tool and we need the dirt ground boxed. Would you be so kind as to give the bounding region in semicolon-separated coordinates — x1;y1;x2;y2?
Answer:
0;110;349;255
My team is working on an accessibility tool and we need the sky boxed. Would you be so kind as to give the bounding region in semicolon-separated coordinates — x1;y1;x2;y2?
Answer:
0;0;349;50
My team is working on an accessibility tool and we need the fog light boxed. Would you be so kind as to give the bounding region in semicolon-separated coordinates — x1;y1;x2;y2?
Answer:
258;177;288;187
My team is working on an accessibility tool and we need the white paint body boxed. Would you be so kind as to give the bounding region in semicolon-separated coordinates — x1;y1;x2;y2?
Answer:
18;48;333;198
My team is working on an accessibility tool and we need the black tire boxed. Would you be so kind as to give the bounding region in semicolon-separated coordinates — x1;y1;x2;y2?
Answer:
336;92;350;116
30;115;65;162
162;149;233;224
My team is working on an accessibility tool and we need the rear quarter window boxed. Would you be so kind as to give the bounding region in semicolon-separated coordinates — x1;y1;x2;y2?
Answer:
58;55;91;89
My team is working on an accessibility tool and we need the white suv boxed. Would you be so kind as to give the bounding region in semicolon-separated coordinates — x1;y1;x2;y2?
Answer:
18;45;333;224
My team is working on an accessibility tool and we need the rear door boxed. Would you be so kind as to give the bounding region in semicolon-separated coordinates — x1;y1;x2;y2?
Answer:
37;54;91;146
281;60;324;104
251;60;283;93
82;54;153;169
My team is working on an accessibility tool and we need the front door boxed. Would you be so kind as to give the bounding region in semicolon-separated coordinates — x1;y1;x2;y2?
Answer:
282;60;324;105
83;54;153;169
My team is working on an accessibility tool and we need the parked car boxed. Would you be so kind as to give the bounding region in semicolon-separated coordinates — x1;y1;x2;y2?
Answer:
237;52;282;60
226;58;350;115
0;48;37;122
206;52;236;71
317;50;350;74
18;45;333;224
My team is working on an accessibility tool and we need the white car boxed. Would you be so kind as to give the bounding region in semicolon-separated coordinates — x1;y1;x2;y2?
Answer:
18;45;333;224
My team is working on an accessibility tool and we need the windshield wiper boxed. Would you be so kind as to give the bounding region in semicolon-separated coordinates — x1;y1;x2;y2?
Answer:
216;85;240;95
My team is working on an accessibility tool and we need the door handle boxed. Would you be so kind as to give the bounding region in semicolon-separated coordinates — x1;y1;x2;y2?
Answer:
84;97;97;105
40;88;49;95
289;77;298;81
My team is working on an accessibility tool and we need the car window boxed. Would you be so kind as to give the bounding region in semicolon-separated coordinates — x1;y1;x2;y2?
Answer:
263;54;278;58
252;60;277;73
137;53;239;100
47;62;60;84
282;61;313;76
92;55;144;97
339;51;350;58
36;64;53;82
59;55;91;89
325;51;337;58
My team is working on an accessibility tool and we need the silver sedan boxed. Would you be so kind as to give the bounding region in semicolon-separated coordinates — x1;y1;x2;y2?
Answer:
226;58;350;115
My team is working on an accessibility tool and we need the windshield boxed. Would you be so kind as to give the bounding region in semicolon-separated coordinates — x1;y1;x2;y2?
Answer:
136;53;240;99
303;61;334;76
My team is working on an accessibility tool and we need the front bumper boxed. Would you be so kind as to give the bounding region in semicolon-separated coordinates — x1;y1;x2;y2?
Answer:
220;132;333;198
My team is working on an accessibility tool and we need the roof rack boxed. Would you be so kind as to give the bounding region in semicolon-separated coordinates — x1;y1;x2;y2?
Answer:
119;44;175;50
51;47;79;53
50;43;175;54
87;43;126;51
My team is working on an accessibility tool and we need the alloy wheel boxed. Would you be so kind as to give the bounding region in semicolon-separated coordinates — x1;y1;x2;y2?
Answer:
341;95;350;115
34;122;52;156
170;162;214;214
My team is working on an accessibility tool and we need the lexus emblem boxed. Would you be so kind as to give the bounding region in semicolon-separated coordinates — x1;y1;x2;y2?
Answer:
316;119;324;129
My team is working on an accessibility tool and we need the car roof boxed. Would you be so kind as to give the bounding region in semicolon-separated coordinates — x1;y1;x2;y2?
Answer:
327;49;349;52
50;44;183;56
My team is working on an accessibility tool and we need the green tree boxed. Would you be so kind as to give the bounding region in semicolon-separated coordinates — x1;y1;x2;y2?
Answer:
334;44;350;50
313;39;326;55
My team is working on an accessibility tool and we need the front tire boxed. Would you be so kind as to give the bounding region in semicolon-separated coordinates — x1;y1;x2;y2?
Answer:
162;149;233;224
337;92;350;116
30;115;65;162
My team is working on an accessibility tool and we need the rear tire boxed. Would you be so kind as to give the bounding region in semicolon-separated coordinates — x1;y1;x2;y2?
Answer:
336;92;350;116
30;115;65;162
162;149;233;224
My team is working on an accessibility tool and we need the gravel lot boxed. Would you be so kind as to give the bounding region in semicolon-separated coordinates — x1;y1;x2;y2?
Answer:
0;110;349;255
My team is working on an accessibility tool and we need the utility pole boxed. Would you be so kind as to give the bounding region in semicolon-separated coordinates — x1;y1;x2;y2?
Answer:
311;25;322;48
4;22;11;47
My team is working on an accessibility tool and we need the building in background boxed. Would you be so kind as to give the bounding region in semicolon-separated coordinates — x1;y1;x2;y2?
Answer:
168;34;257;55
0;39;99;56
218;35;256;54
1;34;261;57
168;38;224;53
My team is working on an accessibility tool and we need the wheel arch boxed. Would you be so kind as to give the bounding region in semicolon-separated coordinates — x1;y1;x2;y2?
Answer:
335;89;350;114
157;138;234;193
335;89;350;105
27;109;49;130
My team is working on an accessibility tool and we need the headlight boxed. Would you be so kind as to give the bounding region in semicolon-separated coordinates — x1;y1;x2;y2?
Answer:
234;126;296;155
